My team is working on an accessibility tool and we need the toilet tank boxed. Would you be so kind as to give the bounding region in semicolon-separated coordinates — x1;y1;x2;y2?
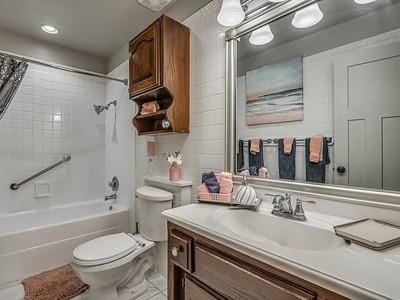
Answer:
136;186;173;242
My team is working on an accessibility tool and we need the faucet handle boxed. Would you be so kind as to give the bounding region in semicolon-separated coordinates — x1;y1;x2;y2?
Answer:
294;198;305;218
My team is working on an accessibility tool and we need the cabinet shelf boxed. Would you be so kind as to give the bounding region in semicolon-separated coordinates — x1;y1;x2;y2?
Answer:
135;109;167;120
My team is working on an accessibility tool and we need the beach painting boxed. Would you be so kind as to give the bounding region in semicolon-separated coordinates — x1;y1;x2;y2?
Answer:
245;56;303;125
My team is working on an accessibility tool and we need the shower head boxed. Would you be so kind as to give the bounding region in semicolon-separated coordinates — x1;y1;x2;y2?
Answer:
94;100;117;115
94;104;105;115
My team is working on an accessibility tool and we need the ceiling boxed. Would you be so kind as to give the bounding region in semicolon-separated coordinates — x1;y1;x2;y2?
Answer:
238;0;400;60
0;0;212;59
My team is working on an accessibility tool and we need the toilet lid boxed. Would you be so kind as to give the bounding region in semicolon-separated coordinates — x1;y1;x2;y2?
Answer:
136;186;173;201
73;233;137;266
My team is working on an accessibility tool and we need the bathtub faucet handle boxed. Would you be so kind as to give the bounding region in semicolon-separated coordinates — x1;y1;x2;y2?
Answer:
105;193;117;201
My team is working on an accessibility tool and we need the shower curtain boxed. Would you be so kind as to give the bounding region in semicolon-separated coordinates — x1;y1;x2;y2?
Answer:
0;55;28;120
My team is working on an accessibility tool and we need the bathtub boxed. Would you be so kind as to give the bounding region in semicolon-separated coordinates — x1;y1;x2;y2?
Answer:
0;200;129;285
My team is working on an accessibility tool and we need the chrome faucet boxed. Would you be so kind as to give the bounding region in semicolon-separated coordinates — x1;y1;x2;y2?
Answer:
270;193;315;222
105;193;117;201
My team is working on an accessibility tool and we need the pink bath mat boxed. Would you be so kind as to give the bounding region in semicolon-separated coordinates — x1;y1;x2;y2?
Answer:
22;264;89;300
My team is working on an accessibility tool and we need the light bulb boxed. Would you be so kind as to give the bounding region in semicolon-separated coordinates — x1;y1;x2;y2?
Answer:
217;0;245;27
249;25;274;45
354;0;376;4
292;3;323;29
41;25;58;34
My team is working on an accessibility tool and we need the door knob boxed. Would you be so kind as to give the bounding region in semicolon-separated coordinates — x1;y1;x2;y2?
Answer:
337;166;346;174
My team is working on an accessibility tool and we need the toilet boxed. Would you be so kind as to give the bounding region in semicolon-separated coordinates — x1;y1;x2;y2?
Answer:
72;186;173;300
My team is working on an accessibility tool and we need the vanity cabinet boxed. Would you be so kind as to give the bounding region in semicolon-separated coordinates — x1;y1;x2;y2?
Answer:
129;15;190;135
168;222;348;300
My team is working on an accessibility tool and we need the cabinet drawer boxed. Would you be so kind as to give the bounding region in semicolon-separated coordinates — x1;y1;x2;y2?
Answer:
194;244;316;300
169;229;192;271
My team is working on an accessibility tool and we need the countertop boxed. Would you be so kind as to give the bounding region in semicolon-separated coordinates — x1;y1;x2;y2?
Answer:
162;203;400;300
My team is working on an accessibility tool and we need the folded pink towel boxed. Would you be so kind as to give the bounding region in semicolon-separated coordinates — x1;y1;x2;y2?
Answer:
197;183;209;194
310;135;323;163
218;175;233;194
220;172;232;180
240;169;250;176
283;137;295;155
250;138;260;155
259;167;269;178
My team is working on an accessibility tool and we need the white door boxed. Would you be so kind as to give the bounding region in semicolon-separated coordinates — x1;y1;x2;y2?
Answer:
334;42;400;191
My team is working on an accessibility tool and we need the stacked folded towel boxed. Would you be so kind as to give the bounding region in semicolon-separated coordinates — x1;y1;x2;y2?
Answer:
197;171;233;197
201;171;220;193
141;101;160;115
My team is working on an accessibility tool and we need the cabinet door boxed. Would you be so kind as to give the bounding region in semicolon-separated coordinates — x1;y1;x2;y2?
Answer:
129;20;161;96
185;275;220;300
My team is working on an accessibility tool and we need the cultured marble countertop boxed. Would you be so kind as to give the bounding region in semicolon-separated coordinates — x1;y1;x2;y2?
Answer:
162;203;400;300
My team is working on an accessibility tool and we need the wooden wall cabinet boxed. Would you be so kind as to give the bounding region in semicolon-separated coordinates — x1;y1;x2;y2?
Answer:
129;15;190;135
168;222;349;300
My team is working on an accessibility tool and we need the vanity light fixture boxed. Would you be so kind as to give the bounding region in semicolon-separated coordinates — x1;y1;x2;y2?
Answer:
249;24;274;45
41;25;58;34
217;0;246;27
354;0;376;4
292;3;323;29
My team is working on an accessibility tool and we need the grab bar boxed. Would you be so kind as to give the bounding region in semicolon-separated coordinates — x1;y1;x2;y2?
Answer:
10;154;71;190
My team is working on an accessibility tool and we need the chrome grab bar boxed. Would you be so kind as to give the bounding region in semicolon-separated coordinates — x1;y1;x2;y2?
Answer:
10;154;71;190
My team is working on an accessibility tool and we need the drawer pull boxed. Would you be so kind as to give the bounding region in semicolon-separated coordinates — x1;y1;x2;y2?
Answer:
171;246;181;257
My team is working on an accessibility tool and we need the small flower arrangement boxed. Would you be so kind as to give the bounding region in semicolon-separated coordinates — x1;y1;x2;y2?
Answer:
163;151;183;166
164;151;182;181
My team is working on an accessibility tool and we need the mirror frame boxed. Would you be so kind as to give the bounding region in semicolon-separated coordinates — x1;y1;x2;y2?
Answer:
224;0;400;209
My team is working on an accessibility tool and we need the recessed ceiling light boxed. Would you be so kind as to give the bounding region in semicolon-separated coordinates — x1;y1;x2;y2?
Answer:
354;0;376;4
41;25;58;35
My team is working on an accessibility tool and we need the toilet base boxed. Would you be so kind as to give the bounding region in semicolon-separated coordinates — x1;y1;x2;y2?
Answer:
72;234;155;300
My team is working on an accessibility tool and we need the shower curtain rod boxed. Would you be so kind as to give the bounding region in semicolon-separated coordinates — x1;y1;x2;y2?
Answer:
0;51;128;85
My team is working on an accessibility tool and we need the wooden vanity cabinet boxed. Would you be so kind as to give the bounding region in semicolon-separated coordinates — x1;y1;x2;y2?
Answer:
168;222;349;300
129;15;190;135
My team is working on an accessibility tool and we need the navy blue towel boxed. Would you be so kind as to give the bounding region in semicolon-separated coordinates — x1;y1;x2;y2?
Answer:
278;138;296;180
202;171;220;193
236;140;244;172
305;137;331;183
248;139;264;176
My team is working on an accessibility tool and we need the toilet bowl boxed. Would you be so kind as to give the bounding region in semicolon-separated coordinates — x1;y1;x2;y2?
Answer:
72;186;173;300
72;233;154;300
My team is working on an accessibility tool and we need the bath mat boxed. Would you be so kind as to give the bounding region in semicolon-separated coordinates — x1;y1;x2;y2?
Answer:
22;264;89;300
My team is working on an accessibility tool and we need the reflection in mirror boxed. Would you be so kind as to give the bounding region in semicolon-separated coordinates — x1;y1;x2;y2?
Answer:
235;0;400;192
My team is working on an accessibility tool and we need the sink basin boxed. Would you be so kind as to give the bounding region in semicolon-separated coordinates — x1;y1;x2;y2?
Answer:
218;210;345;251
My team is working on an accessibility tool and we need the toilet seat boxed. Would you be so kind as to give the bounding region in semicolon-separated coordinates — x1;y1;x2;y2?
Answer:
73;233;137;266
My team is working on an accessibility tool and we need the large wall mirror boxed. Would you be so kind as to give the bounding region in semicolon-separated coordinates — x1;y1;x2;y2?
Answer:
227;0;400;196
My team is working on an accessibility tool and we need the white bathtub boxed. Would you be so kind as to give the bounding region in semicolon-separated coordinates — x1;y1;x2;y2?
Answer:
0;200;129;285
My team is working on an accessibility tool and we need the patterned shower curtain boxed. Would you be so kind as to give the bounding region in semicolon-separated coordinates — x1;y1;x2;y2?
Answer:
0;55;28;120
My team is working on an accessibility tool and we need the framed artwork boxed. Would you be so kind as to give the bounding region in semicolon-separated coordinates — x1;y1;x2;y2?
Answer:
246;56;303;125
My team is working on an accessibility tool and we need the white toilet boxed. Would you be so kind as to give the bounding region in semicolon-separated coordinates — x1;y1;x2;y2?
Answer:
72;186;173;300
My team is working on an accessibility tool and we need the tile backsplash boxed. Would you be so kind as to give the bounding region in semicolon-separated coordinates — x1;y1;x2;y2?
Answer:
0;64;106;213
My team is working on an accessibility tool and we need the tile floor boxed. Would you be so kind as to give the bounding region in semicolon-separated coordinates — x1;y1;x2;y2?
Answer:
0;271;167;300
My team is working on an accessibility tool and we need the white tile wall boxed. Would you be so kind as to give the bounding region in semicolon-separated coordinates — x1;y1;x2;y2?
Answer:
237;28;400;183
0;64;106;214
105;61;136;230
135;0;227;192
